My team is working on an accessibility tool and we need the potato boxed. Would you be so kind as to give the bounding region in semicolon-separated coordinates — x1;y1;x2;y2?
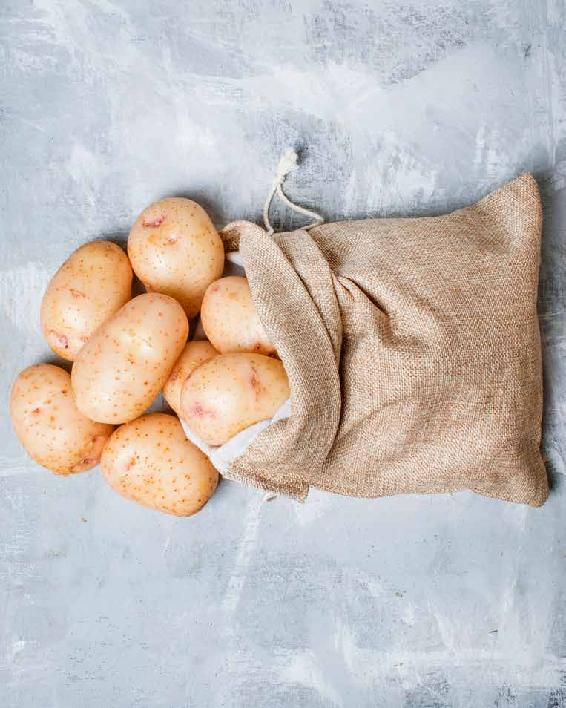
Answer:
163;340;217;416
10;364;113;474
128;197;224;318
72;293;188;424
201;276;276;355
101;413;218;516
41;240;133;360
180;353;290;446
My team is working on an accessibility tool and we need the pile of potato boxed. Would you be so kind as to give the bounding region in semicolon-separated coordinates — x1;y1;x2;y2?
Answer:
10;198;290;516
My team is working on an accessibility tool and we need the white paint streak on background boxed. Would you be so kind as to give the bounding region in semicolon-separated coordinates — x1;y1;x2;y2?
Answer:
222;493;265;617
0;263;49;336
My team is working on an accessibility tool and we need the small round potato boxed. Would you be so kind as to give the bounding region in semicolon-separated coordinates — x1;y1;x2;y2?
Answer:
72;293;188;424
180;353;290;446
128;197;224;318
101;413;218;516
10;364;113;474
201;276;276;355
41;240;133;360
163;340;217;416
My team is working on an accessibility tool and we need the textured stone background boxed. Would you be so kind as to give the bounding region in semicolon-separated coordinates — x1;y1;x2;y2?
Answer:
1;1;566;706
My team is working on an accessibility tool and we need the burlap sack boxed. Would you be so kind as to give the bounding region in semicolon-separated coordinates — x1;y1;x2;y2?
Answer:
220;173;547;507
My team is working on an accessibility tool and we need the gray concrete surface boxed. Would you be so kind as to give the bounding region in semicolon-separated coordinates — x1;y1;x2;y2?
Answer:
1;1;566;706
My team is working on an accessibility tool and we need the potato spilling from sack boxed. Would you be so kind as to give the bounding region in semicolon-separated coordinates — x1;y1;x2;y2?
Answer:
180;353;290;446
41;240;133;360
128;197;225;318
163;340;217;416
72;293;188;424
201;276;276;355
10;364;113;474
101;413;218;516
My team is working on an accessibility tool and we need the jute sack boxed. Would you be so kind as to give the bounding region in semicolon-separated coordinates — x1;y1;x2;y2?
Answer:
220;173;547;507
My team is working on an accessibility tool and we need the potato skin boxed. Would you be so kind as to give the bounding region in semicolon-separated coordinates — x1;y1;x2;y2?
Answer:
163;340;217;416
128;198;224;318
201;276;276;355
10;364;113;474
71;293;188;424
180;353;290;446
101;413;218;516
41;240;133;360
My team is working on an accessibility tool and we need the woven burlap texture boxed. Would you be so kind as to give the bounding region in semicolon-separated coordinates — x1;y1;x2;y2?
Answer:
220;173;547;506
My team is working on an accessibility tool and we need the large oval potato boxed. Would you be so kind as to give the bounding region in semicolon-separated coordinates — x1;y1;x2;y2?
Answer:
72;293;188;424
101;413;218;516
128;198;224;318
201;276;276;355
180;353;290;446
10;364;113;474
41;240;133;360
163;340;217;416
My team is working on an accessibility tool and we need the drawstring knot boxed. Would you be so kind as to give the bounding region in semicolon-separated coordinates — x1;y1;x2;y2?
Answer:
262;148;323;235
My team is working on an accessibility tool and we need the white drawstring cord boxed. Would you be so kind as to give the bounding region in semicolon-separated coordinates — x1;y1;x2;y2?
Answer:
262;148;324;235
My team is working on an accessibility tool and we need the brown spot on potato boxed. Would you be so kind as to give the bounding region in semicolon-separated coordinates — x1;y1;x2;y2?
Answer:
51;331;69;350
69;288;86;299
249;367;261;396
142;214;165;228
189;402;216;419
